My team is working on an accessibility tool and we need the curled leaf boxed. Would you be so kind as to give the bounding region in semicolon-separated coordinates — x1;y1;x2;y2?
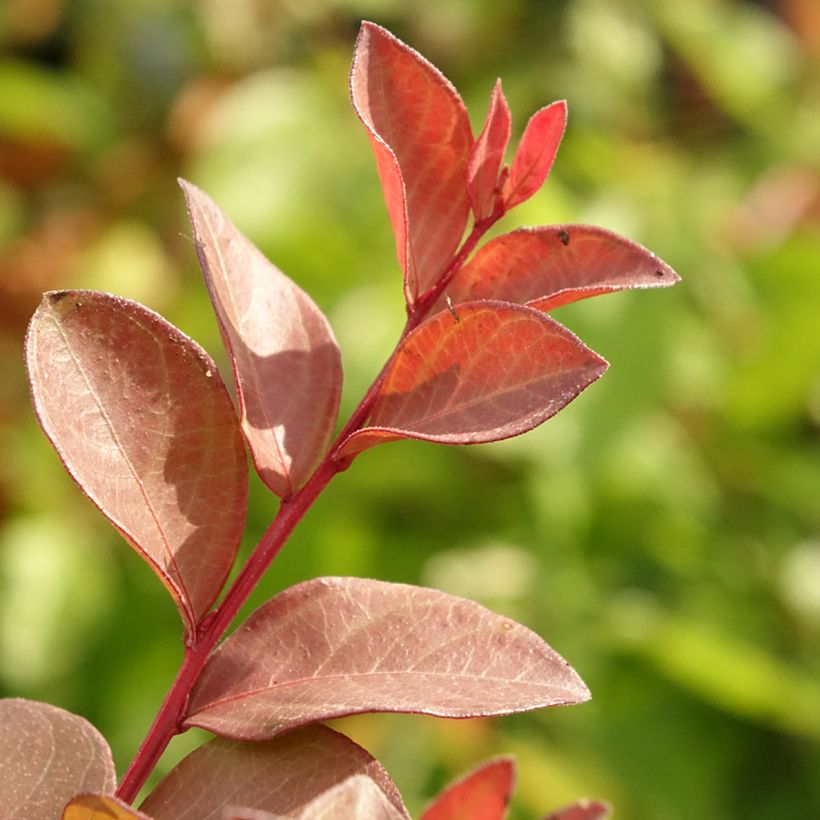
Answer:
421;757;515;820
0;698;115;819
468;80;512;221
443;226;680;312
503;101;567;210
184;577;589;740
140;726;408;820
339;302;607;457
351;22;473;303
181;180;343;499
25;291;247;635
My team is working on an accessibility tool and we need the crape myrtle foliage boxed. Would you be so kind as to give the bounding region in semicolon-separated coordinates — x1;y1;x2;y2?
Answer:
3;21;677;820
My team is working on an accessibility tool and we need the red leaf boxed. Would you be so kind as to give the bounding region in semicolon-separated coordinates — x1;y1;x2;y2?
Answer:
442;226;680;312
0;698;115;819
181;180;342;499
338;302;607;456
351;22;474;303
225;775;408;820
544;799;611;820
139;726;409;820
25;291;247;634
421;757;515;820
63;794;153;819
503;101;566;210
468;80;512;221
184;577;589;740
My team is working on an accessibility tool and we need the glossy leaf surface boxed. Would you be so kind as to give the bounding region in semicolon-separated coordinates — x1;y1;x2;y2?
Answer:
503;101;566;210
226;775;408;820
184;577;589;740
544;799;611;820
468;80;512;221
181;180;343;499
443;226;680;312
421;757;515;820
0;699;115;819
140;726;408;820
63;794;153;819
351;22;473;302
339;302;607;456
25;290;247;634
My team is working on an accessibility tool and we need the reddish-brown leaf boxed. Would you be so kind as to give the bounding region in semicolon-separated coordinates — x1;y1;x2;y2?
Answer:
468;80;512;222
351;22;474;303
421;757;515;820
25;291;247;634
63;794;153;819
139;726;409;820
0;699;115;819
503;101;566;210
180;180;342;499
543;799;611;820
442;226;680;312
225;775;408;820
338;302;607;457
184;577;589;740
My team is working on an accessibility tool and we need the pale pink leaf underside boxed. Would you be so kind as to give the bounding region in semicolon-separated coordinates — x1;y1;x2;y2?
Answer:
544;799;611;820
140;726;408;820
25;290;247;634
351;22;474;302
0;698;115;820
442;226;680;312
503;101;567;210
225;775;408;820
421;757;515;820
181;180;343;499
184;577;590;741
63;794;154;819
467;80;512;221
338;302;608;457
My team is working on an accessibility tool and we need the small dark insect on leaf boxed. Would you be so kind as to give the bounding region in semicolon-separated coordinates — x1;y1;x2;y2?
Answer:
654;269;666;278
445;294;460;323
558;230;570;246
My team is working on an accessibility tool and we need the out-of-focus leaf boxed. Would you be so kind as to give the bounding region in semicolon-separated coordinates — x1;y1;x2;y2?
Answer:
441;226;680;312
62;794;153;819
25;291;247;635
184;577;589;740
338;302;607;456
180;180;342;499
225;775;408;820
350;22;473;303
502;102;566;210
543;799;611;820
468;81;512;221
0;698;115;819
139;726;409;820
421;757;516;820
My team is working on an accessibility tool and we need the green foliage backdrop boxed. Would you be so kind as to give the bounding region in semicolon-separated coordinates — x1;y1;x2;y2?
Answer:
1;1;819;817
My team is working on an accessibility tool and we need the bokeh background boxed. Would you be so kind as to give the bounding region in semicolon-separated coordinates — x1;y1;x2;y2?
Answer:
2;1;819;818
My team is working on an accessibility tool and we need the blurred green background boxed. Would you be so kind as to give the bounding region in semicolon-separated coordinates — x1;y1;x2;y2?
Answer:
1;1;819;818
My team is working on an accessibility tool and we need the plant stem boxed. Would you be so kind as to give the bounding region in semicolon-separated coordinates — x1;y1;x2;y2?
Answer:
115;212;501;804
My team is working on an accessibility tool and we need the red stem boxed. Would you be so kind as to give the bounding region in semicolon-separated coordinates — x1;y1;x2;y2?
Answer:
115;209;503;804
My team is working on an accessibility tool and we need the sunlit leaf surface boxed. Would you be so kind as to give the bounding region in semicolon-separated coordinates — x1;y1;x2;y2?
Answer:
351;21;473;302
443;226;680;311
421;757;515;820
0;698;115;820
184;577;589;740
140;726;408;820
62;794;154;819
25;291;248;634
181;180;342;499
340;302;607;456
